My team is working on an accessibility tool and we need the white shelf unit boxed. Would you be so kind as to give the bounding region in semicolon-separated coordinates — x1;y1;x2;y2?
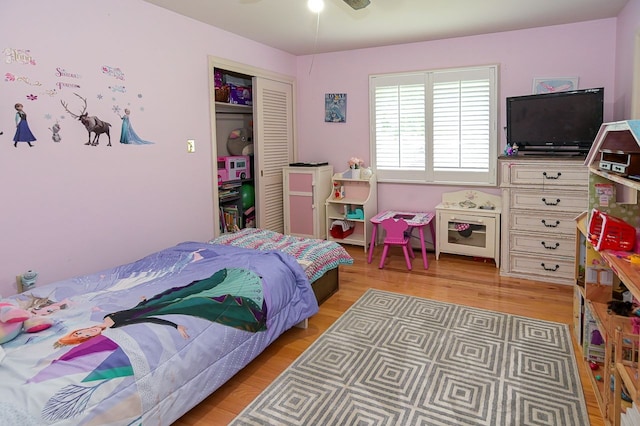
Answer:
325;172;377;251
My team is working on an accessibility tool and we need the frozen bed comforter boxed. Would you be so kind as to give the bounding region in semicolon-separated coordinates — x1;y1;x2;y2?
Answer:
0;241;318;426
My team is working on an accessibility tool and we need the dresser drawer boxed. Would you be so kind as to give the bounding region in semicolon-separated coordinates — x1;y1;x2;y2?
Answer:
508;253;575;281
501;161;587;187
509;231;576;258
509;189;587;212
498;158;586;285
509;211;578;236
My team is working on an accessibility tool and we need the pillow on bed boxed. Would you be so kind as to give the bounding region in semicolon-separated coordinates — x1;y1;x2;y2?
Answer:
209;228;353;283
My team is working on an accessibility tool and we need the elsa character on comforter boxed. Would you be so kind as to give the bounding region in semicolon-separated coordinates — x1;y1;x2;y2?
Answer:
0;242;318;425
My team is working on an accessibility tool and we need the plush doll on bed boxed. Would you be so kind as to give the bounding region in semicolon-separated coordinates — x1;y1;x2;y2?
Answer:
0;302;54;344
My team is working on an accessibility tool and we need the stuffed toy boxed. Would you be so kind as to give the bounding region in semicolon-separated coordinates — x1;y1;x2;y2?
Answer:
0;302;53;344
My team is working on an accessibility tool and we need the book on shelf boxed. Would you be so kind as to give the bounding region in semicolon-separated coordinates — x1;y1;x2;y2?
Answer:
220;181;242;190
222;205;241;232
243;205;255;228
219;207;227;233
219;190;239;201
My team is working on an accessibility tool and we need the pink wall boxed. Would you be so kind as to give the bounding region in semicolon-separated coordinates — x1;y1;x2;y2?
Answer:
0;0;296;296
614;0;640;119
295;20;618;213
0;1;637;297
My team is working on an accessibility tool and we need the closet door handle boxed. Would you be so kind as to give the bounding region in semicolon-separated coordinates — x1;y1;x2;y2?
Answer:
541;241;560;250
542;172;561;179
541;263;559;271
541;219;560;228
541;198;561;206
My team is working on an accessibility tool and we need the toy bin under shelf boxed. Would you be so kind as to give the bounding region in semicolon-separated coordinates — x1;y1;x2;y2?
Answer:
330;223;355;239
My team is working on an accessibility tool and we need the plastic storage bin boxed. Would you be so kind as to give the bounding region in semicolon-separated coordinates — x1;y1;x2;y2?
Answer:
588;209;636;251
330;221;354;239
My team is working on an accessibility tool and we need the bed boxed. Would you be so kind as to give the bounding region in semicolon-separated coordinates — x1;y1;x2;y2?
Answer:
209;228;354;304
0;240;325;425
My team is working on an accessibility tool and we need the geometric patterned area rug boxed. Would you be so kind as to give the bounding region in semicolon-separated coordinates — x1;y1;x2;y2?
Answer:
230;289;589;426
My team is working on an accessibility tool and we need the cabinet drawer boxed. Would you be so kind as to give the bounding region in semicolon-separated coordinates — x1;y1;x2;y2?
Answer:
509;211;578;236
508;253;575;281
502;162;587;186
509;189;587;212
509;231;575;258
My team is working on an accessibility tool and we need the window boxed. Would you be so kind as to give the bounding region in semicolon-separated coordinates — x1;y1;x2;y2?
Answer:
370;65;498;185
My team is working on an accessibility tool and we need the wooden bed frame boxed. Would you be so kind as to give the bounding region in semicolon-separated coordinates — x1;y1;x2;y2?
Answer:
311;267;339;305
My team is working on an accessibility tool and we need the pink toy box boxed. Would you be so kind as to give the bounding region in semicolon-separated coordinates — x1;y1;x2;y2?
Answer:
217;156;250;185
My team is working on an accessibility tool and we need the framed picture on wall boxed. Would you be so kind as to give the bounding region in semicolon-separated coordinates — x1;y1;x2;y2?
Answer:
532;77;579;94
325;93;347;123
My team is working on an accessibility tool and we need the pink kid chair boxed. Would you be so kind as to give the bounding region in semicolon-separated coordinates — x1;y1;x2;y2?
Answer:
379;217;414;270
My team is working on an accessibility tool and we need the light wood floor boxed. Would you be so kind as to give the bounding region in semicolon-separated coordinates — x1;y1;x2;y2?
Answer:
175;245;604;426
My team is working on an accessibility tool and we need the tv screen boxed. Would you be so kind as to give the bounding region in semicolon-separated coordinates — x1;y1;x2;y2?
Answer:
506;87;604;155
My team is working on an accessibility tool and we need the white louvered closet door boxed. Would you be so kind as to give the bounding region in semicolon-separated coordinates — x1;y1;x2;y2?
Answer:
253;77;294;233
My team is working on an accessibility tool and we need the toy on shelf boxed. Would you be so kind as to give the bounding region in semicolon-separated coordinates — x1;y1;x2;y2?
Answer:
503;143;519;156
346;207;364;220
333;181;345;199
587;209;636;251
217;155;250;185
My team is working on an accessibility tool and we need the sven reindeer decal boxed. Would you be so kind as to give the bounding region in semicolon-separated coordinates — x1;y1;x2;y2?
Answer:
60;93;112;146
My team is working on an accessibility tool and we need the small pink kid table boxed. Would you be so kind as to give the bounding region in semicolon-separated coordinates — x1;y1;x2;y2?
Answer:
367;211;436;269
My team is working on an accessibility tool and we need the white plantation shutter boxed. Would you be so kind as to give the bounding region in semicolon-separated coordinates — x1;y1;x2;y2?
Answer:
374;74;426;174
370;65;497;185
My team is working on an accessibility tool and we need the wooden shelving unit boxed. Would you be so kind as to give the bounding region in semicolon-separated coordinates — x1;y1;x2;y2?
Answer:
575;120;640;425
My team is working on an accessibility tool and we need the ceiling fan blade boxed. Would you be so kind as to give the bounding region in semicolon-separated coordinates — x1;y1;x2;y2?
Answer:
343;0;371;10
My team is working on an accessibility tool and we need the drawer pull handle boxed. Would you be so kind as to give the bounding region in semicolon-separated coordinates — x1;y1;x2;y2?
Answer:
541;241;560;250
541;263;559;271
541;219;560;228
542;172;561;179
541;198;561;206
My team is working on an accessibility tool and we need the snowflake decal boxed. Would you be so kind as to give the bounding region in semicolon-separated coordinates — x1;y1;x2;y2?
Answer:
26;94;37;101
97;94;103;100
112;105;121;114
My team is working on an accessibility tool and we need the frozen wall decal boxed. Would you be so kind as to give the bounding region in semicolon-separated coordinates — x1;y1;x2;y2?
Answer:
117;108;153;145
13;102;36;147
60;93;112;146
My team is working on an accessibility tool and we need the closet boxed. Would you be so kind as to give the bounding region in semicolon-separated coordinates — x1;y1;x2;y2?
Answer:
208;56;295;235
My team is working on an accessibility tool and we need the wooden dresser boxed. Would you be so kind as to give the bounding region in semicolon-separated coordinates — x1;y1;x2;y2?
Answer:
499;157;588;285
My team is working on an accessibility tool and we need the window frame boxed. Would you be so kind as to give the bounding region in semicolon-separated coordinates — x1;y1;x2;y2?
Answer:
369;64;499;186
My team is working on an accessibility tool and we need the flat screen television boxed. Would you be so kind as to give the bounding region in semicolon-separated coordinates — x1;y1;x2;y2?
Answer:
506;87;604;155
